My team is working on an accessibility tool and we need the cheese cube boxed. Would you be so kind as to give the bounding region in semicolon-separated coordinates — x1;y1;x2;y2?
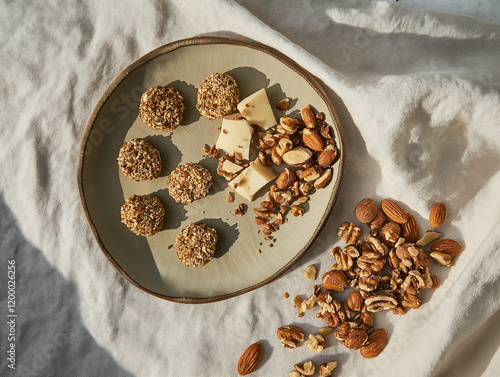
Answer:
229;158;277;201
237;88;277;130
215;118;253;160
221;159;245;174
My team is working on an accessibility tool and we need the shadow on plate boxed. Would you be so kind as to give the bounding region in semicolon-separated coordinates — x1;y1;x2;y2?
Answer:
201;217;239;259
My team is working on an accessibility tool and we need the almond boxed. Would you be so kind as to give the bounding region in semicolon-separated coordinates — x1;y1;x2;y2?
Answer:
355;198;378;223
429;202;446;228
347;290;364;311
381;199;408;224
282;147;313;166
430;251;452;267
322;270;348;291
430;238;462;257
360;328;387;358
401;212;419;243
317;148;336;168
301;104;317;127
275;98;290;110
416;230;442;246
237;342;262;376
302;128;324;151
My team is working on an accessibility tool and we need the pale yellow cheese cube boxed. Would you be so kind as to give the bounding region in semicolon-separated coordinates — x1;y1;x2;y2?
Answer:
237;88;277;130
229;158;277;201
221;159;245;174
215;118;254;160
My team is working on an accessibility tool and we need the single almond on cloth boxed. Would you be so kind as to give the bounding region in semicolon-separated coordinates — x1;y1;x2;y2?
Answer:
355;198;378;223
302;128;324;151
430;239;462;257
381;199;408;224
360;328;387;358
237;342;263;375
429;202;447;228
322;270;348;291
402;212;420;243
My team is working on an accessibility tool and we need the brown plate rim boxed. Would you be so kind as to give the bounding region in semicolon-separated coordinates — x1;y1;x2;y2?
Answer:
76;36;345;304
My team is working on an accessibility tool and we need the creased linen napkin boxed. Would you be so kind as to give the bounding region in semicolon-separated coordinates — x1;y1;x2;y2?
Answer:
1;0;499;376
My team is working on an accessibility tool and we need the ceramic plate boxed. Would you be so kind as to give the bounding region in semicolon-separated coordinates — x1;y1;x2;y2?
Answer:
77;36;344;303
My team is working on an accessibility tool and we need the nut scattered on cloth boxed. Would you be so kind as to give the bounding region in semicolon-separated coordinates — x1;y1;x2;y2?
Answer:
120;194;165;237
196;72;239;120
175;222;218;267
167;163;212;204
139;86;185;131
117;138;162;181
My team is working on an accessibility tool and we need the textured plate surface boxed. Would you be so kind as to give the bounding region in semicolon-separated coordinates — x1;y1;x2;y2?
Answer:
77;37;344;303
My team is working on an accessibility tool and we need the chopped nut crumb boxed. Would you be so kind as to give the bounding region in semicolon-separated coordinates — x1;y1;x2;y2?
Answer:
234;203;246;216
284;292;290;298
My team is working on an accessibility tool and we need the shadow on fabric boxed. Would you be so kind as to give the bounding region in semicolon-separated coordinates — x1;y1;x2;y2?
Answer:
0;194;133;377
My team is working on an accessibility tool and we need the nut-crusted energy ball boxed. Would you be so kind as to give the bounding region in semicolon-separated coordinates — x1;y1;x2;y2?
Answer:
175;222;218;267
139;86;185;132
120;194;165;237
167;163;212;204
196;73;239;120
117;138;162;181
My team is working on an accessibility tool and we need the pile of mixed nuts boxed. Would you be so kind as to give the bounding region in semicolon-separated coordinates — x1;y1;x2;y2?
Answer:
270;198;462;376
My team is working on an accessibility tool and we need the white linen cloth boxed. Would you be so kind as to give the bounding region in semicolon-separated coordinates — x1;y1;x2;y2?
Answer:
1;0;500;376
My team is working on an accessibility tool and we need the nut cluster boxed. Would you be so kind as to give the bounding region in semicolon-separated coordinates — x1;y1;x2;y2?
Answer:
196;72;240;120
139;86;185;132
117;138;162;181
283;199;462;361
167;163;212;204
120;194;165;237
175;222;218;267
247;105;338;240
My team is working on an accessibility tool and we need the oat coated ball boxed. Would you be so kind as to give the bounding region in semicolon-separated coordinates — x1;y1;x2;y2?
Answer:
175;222;218;267
120;194;165;237
167;163;212;204
196;73;239;120
139;86;185;131
117;138;162;181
